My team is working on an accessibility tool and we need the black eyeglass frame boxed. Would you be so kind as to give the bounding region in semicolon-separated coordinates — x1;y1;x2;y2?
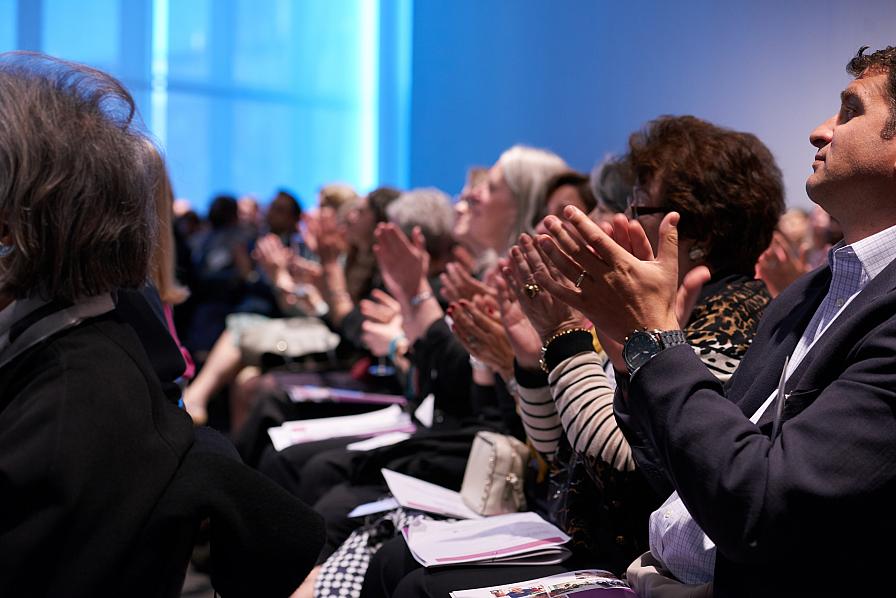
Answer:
627;205;671;219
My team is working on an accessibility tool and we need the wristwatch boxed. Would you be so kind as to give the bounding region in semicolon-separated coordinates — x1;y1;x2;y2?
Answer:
623;329;688;376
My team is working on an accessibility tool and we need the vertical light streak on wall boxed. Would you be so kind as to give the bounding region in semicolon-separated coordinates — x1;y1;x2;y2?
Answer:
394;0;412;189
358;0;380;191
150;0;168;147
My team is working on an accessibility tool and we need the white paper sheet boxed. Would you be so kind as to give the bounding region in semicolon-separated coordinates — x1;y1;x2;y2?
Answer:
347;497;400;518
402;511;571;568
381;468;482;519
346;431;412;451
267;405;415;451
414;393;435;428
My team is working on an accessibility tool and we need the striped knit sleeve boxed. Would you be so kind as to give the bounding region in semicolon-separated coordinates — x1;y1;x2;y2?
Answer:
548;351;636;472
516;384;564;460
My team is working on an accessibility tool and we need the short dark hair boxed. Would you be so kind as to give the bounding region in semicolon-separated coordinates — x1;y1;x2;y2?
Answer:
367;186;402;224
274;189;302;220
543;171;598;214
847;45;896;139
207;194;239;228
0;52;155;301
627;115;784;275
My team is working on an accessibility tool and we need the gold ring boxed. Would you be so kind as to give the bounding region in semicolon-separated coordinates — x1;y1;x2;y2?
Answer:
575;270;588;288
524;283;541;298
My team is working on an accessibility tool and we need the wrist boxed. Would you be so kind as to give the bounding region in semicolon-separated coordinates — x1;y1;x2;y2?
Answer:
539;318;588;346
622;328;688;377
539;327;594;373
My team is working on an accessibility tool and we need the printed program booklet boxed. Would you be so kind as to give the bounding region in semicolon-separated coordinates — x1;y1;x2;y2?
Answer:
402;511;572;567
449;569;635;598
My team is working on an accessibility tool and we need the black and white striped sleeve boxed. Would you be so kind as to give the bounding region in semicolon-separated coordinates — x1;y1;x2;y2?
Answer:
516;383;563;459
548;351;635;472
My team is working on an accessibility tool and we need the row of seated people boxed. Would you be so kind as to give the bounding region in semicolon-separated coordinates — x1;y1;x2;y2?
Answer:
174;117;843;597
5;43;892;598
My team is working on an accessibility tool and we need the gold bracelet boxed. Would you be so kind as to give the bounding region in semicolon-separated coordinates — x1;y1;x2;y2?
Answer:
539;327;592;373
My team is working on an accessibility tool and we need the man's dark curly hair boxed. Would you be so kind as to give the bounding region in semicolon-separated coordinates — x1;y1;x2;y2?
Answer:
846;46;896;139
626;115;784;276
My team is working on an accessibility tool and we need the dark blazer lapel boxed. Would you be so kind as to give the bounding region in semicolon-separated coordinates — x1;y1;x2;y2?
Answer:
783;255;896;396
730;267;831;417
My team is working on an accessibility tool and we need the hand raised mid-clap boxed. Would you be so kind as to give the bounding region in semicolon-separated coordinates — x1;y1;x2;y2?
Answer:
535;205;681;344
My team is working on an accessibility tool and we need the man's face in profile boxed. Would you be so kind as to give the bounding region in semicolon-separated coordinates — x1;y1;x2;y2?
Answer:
806;71;896;211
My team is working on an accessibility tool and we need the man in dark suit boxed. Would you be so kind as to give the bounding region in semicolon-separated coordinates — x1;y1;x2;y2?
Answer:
534;46;896;596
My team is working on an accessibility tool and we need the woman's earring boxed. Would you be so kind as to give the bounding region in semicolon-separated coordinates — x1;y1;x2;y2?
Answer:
0;243;15;258
688;246;705;262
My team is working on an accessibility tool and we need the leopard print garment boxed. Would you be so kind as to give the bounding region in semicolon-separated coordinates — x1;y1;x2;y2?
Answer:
685;277;771;383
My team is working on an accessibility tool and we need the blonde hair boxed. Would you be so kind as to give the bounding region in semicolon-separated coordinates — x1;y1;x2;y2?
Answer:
497;145;568;249
318;182;359;212
145;142;190;306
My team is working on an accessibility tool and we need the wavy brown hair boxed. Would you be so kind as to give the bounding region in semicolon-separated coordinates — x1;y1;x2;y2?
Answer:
0;52;154;301
626;115;784;275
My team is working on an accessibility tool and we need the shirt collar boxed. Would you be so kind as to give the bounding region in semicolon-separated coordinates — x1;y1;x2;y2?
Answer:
827;222;896;286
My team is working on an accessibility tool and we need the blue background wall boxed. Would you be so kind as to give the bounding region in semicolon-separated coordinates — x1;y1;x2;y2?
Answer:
2;0;895;211
407;0;896;209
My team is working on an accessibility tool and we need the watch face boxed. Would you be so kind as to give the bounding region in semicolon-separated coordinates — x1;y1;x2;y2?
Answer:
623;330;661;372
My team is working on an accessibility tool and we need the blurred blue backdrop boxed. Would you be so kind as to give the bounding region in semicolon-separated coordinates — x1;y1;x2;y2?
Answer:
2;0;895;213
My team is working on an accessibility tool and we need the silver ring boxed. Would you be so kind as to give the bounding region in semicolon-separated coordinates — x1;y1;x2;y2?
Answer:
575;270;588;288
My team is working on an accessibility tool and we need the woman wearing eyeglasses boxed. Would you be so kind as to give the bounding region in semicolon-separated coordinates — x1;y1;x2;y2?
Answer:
366;115;784;598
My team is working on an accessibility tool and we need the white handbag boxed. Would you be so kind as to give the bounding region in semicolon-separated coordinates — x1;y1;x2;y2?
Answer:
460;431;529;516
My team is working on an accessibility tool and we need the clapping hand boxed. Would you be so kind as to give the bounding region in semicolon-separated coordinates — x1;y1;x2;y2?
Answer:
304;207;346;264
493;268;542;371
359;289;402;324
253;233;293;287
502;234;588;343
440;261;496;303
756;230;809;298
533;207;681;345
373;223;431;307
449;295;515;381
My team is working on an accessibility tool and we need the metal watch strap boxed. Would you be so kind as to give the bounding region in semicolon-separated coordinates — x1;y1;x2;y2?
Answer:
656;329;687;349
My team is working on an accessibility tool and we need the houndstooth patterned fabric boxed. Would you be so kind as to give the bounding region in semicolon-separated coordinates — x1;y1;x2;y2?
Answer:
314;508;432;598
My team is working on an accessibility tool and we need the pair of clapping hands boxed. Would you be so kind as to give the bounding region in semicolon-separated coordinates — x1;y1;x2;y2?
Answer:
368;207;709;376
518;207;709;371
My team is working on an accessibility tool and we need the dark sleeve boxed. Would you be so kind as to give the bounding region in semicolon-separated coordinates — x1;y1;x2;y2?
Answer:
621;336;896;565
191;428;326;598
613;377;675;498
411;318;475;423
338;303;366;350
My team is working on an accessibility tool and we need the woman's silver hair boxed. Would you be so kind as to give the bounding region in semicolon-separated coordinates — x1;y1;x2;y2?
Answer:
497;145;568;249
386;187;455;260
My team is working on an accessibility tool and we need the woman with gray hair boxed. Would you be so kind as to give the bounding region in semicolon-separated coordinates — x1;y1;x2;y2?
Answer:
375;145;567;347
0;52;323;596
386;187;456;263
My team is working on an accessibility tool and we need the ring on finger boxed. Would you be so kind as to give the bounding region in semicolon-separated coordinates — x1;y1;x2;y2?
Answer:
524;283;541;299
575;270;588;288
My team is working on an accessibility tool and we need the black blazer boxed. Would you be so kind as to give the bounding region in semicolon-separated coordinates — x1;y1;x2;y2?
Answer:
615;259;896;597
